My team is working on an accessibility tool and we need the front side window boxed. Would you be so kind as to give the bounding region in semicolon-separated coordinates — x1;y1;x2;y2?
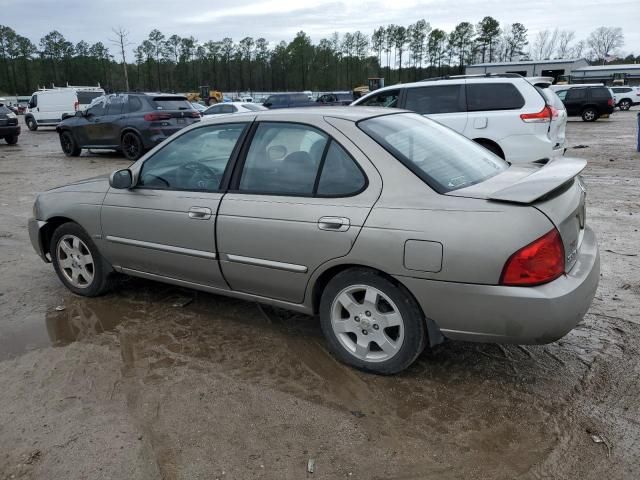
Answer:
139;123;246;191
239;123;328;195
358;90;400;108
29;95;37;108
359;113;507;193
466;83;525;111
106;95;125;115
404;85;465;114
86;101;106;117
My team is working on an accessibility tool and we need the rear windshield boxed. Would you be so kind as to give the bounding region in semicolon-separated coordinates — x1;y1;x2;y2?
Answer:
152;97;192;110
77;91;104;105
358;113;507;193
242;103;267;111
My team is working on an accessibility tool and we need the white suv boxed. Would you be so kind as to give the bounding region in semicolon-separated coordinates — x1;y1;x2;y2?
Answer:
610;86;640;111
351;75;565;163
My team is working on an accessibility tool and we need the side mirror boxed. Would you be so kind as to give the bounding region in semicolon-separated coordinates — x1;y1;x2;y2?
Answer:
109;169;133;189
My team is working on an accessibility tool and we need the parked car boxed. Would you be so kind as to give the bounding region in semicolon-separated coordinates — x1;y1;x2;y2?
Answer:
24;87;105;131
610;86;640;111
203;102;267;116
537;87;567;153
191;102;207;115
316;92;354;105
553;86;615;122
29;107;599;374
352;74;563;163
262;93;318;109
0;102;21;144
55;93;200;160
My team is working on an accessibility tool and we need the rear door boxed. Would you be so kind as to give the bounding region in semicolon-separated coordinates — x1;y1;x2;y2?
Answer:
217;118;381;303
402;83;467;133
76;100;107;146
101;121;250;287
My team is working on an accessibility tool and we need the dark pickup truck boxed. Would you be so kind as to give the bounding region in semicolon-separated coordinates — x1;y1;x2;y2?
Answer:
262;93;319;109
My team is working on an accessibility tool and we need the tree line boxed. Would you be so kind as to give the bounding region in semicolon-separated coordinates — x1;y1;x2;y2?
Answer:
0;20;633;96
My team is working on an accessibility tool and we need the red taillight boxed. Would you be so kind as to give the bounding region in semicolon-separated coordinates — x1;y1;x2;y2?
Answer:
520;105;552;123
607;98;614;107
143;112;172;122
189;111;200;118
500;229;565;286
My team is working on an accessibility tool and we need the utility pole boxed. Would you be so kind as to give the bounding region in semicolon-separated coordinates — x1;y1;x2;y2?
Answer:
110;27;131;91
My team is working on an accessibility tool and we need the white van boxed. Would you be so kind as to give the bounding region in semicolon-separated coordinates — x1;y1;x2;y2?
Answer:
24;87;104;131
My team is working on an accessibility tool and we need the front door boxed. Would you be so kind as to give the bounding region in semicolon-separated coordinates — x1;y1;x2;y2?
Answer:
562;88;587;116
100;121;250;288
217;120;381;303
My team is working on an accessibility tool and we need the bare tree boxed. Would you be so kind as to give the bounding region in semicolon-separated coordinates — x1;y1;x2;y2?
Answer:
110;27;131;90
531;28;559;60
587;27;624;64
556;30;575;58
570;40;586;59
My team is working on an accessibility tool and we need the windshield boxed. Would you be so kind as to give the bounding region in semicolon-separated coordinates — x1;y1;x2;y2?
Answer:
358;113;508;193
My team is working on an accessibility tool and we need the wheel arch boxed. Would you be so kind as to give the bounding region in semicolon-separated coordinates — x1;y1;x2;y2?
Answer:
308;262;445;347
39;216;77;259
120;127;143;141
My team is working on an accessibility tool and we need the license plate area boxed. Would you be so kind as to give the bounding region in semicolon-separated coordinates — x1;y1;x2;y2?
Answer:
177;118;185;124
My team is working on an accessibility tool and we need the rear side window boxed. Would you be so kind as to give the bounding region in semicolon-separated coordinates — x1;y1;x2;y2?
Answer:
590;88;612;100
126;96;143;113
316;142;366;196
566;89;586;101
239;123;328;195
152;97;192;110
466;83;525;111
77;91;103;105
404;85;465;114
358;89;400;108
359;113;507;193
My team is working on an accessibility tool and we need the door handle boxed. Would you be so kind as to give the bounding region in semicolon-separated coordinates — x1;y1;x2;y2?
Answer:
188;206;212;220
318;216;350;232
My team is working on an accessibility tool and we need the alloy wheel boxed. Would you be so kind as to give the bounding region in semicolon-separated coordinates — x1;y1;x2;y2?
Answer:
122;134;141;159
330;284;405;362
56;234;95;288
583;109;596;121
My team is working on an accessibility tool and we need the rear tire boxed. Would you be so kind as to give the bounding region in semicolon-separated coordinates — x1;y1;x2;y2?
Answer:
4;135;18;145
26;117;37;131
582;107;598;122
319;268;427;374
50;222;112;297
619;99;631;111
121;132;144;161
59;131;81;156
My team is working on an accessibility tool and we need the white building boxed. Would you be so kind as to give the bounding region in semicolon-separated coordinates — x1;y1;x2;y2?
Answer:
466;59;589;82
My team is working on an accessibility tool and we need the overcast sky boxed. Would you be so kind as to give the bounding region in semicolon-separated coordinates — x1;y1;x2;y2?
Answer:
1;0;638;56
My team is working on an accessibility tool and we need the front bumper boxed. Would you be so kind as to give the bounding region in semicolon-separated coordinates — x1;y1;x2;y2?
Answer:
0;125;20;137
28;217;50;262
398;227;600;344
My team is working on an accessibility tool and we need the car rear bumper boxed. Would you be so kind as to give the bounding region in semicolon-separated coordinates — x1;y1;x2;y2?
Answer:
28;217;50;262
398;226;600;345
0;125;20;136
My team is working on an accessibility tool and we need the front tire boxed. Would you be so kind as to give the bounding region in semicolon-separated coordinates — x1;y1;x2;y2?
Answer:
619;99;631;111
121;132;144;161
582;107;598;122
50;223;111;297
59;131;81;156
4;135;18;145
26;117;37;131
319;268;427;374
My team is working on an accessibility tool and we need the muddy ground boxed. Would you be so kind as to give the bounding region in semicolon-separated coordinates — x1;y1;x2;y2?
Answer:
0;111;639;480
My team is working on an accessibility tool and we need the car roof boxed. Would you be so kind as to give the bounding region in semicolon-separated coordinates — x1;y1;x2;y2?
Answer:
201;106;403;123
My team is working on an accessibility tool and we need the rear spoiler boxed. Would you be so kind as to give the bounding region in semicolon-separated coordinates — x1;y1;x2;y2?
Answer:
489;158;586;204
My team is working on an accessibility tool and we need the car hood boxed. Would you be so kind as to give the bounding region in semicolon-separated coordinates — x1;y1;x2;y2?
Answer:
46;174;111;194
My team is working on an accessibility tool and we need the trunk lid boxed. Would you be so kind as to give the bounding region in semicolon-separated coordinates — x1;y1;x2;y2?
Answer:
448;158;587;271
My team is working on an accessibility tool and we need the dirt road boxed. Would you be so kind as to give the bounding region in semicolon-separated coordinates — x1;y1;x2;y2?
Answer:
1;112;639;479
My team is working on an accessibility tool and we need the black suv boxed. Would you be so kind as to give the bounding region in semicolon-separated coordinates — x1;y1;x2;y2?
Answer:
554;86;615;122
262;93;318;109
56;93;200;160
0;103;20;145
